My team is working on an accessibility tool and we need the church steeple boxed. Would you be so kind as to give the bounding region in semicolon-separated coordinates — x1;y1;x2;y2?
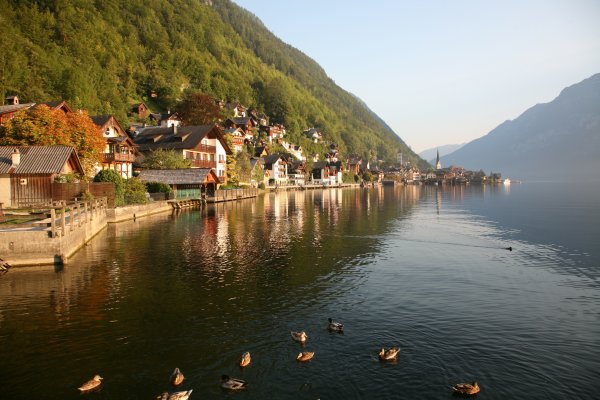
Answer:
435;149;442;170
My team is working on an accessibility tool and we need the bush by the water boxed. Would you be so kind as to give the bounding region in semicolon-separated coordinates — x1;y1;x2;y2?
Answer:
146;181;173;194
93;169;124;206
124;178;148;205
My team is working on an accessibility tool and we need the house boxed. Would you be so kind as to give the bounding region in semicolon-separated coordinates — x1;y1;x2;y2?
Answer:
288;160;306;186
346;155;363;175
262;153;289;185
134;124;232;181
0;146;84;207
0;96;72;126
260;124;285;142
91;115;137;178
304;127;323;143
225;101;246;118
131;102;150;119
138;168;220;199
224;117;256;136
224;127;245;153
149;112;181;127
254;146;269;158
312;161;343;185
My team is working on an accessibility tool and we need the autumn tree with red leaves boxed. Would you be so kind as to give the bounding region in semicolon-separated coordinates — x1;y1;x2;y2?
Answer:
0;105;105;178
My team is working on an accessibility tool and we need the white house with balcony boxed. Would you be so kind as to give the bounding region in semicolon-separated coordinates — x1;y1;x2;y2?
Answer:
91;115;137;178
134;124;232;183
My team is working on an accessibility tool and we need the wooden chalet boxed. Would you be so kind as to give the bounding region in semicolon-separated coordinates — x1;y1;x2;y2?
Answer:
263;153;289;185
134;124;232;182
91;115;138;178
131;102;150;119
0;146;84;207
138;168;220;198
224;127;245;153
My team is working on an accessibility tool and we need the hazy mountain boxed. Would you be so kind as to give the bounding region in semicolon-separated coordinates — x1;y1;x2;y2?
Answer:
440;74;600;180
419;143;465;165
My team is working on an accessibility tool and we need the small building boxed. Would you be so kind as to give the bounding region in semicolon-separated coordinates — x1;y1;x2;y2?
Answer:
149;112;181;127
0;146;84;207
91;115;137;178
304;127;323;143
138;168;220;199
131;102;150;119
224;127;245;153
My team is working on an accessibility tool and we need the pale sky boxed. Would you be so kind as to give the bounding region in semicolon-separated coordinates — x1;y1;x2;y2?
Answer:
232;0;600;153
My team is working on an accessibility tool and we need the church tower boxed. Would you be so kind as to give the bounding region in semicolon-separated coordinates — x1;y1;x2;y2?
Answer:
435;149;442;170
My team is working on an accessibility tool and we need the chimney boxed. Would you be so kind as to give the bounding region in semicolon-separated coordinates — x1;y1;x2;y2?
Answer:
172;124;178;134
11;148;21;167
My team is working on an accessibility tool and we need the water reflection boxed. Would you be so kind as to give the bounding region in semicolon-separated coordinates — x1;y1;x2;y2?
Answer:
0;185;599;399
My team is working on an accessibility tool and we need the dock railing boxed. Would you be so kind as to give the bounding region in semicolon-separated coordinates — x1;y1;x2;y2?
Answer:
47;197;108;238
209;188;258;203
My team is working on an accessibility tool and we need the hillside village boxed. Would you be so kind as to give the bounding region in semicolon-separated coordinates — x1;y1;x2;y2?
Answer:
0;94;501;208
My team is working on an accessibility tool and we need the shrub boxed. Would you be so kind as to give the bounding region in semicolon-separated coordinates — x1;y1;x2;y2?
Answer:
124;177;148;205
145;181;172;194
93;169;124;206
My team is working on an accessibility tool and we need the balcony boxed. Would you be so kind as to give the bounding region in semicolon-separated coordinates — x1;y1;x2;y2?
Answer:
189;159;216;168
102;153;135;163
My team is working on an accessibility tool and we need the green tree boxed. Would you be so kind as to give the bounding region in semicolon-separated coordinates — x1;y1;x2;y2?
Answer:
93;169;124;206
141;149;192;169
235;147;252;183
224;135;239;186
123;177;148;205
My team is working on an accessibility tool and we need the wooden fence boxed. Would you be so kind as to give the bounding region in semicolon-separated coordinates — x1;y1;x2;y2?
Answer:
45;197;108;238
52;182;116;208
209;188;258;202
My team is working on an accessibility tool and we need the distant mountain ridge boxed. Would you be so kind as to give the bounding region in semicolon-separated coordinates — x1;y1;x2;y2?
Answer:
419;143;465;165
441;74;600;180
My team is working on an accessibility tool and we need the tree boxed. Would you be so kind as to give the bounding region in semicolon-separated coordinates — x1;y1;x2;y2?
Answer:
235;147;252;183
175;92;224;125
0;106;105;178
123;177;148;205
224;135;239;186
141;149;192;169
93;169;124;206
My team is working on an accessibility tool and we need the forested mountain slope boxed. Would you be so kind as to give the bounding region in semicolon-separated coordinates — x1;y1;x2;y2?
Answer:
0;0;426;166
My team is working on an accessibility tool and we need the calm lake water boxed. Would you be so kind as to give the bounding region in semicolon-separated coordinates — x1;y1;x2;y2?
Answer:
1;183;599;399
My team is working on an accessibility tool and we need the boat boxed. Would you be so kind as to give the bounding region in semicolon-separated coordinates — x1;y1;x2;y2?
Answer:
503;178;511;185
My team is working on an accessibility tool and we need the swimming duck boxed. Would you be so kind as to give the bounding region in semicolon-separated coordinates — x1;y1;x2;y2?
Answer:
328;318;344;332
239;351;251;367
170;367;184;386
296;351;315;362
378;347;400;361
291;331;308;343
452;381;480;396
221;375;248;390
156;389;193;400
78;375;103;392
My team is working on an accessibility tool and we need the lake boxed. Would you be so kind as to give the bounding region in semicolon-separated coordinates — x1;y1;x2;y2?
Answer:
1;183;599;399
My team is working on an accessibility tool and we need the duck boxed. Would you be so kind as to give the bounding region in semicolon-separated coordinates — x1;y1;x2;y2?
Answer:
78;375;103;392
221;375;248;390
170;367;185;386
156;389;193;400
239;351;251;367
296;351;315;362
328;318;344;332
378;347;400;361
452;381;480;396
291;331;308;343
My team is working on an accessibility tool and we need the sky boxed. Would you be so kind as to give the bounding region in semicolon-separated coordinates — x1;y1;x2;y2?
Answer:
232;0;600;153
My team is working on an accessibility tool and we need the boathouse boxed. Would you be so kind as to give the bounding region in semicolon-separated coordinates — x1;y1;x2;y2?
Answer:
137;168;220;199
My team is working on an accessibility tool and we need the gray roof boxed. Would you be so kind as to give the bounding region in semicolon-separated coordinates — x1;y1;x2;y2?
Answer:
0;146;81;174
138;168;218;185
134;125;230;153
0;103;34;115
91;114;112;127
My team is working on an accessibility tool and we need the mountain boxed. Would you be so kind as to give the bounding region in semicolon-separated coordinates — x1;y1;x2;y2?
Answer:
441;74;600;180
0;0;426;167
419;143;465;165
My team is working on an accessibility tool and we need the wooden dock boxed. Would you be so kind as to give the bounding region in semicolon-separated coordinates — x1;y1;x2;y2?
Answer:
167;199;204;209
